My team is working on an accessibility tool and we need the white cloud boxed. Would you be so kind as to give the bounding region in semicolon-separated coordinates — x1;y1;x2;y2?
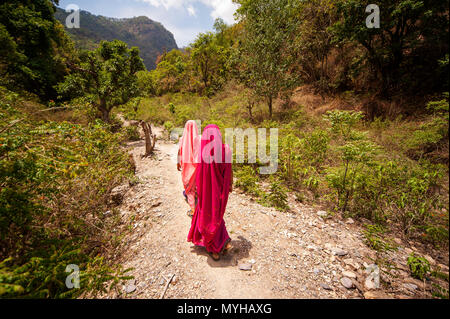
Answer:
138;0;238;24
200;0;238;24
140;0;184;10
187;4;196;17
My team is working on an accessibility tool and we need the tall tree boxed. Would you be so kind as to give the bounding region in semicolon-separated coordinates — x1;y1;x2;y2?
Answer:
294;0;339;93
190;32;230;96
233;0;302;118
57;40;145;123
332;0;449;96
0;0;72;100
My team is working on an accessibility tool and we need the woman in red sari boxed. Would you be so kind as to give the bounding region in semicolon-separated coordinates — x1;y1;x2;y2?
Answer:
188;124;233;261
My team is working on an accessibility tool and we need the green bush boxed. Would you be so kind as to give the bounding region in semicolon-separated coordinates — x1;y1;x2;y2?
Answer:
407;253;431;281
261;180;290;212
234;165;262;197
0;88;134;298
363;224;397;253
163;121;174;139
406;93;449;161
0;245;133;298
123;126;141;141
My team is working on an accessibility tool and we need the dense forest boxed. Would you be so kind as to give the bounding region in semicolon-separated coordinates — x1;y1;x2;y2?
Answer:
0;0;449;298
54;8;178;70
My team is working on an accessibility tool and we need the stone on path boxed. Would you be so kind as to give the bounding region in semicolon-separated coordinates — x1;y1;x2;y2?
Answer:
340;277;354;289
403;283;418;291
342;271;357;279
424;255;436;265
331;248;348;257
239;263;253;271
364;291;390;299
320;283;332;290
317;211;328;218
124;279;137;293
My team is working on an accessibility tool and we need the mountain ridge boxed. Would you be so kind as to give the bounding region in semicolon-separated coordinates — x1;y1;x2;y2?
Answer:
55;7;178;70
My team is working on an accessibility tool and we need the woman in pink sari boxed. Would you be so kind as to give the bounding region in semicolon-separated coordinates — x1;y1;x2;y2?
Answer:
177;121;200;217
188;124;233;261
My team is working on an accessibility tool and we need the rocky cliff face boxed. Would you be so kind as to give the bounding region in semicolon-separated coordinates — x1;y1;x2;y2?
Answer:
55;8;178;70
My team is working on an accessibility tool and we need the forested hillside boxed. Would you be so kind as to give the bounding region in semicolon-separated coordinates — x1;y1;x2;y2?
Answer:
0;0;449;299
54;7;178;70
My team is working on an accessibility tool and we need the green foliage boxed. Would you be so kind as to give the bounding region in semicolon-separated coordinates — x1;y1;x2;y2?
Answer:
0;87;134;298
191;31;231;96
123;126;141;142
363;224;397;253
0;246;133;298
324;110;363;140
150;49;190;95
324;109;447;240
325;110;379;213
279;133;302;184
234;166;262;197
406;94;449;161
332;0;449;95
0;0;74;100
136;70;156;97
294;0;340;92
57;40;145;123
261;180;290;212
301;129;330;168
234;0;302;117
163;121;174;139
407;253;431;281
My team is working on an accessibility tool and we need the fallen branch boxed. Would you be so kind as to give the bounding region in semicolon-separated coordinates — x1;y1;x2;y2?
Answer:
159;274;175;299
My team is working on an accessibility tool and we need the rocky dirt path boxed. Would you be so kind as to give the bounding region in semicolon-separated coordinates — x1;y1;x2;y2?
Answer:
105;125;449;299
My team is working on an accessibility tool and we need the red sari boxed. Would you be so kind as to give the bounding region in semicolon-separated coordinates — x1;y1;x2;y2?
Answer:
187;125;232;254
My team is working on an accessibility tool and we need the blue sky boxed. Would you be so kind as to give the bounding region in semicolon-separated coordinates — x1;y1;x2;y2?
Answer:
58;0;239;47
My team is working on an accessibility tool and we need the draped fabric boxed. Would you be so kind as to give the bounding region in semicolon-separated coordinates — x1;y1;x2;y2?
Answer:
187;124;232;254
178;121;200;210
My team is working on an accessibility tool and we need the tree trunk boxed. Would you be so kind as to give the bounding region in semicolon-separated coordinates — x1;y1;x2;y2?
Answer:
268;96;273;118
247;101;254;122
140;121;157;157
98;99;110;123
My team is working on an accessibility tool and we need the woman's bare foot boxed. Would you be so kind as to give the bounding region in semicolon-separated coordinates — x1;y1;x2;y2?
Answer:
223;242;233;253
211;253;220;261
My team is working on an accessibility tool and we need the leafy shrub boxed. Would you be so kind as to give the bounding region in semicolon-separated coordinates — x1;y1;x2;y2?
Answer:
406;94;449;162
163;121;174;139
326;137;379;213
0;245;133;298
363;224;397;253
123;126;141;141
261;180;290;212
279;133;302;184
0;88;134;298
168;102;176;114
234;165;262;197
407;253;431;281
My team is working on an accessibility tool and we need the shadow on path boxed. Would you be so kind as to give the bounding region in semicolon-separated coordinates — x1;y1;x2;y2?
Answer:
190;236;253;268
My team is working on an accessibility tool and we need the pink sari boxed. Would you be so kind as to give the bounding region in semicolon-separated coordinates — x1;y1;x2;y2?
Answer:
188;125;232;254
178;121;200;210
